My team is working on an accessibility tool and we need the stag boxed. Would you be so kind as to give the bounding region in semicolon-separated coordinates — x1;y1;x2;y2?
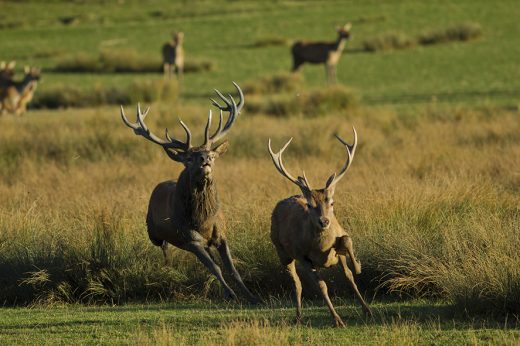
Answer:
0;66;40;116
121;83;258;303
162;32;184;80
291;23;352;84
268;128;372;327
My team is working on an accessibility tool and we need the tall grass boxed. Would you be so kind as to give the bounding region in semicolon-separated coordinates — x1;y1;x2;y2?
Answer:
0;104;518;314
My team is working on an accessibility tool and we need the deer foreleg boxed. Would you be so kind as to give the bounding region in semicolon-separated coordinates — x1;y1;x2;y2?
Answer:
338;255;372;317
286;261;303;322
183;241;238;300
300;260;345;327
217;239;259;304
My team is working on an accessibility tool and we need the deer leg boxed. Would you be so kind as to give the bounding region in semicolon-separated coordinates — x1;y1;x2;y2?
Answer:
160;240;169;266
286;260;303;323
183;241;238;300
300;260;345;327
217;239;259;304
339;255;372;317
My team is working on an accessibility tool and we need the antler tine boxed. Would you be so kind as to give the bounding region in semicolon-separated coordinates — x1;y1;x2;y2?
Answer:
268;138;309;191
178;119;192;148
329;126;358;187
203;109;212;148
120;104;191;151
206;82;244;146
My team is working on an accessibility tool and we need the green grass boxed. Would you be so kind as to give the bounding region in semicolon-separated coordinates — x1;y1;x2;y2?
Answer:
0;0;519;106
0;301;518;345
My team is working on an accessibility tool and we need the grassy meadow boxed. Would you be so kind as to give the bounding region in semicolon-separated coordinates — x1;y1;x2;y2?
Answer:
1;0;520;344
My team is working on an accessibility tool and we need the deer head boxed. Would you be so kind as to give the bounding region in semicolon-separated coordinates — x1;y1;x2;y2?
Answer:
336;22;352;39
23;66;41;82
268;127;357;230
121;82;244;184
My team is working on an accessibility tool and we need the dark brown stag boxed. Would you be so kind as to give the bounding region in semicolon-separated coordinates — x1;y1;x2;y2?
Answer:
121;83;258;303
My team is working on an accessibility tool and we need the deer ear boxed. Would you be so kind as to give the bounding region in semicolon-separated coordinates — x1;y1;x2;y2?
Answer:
163;147;186;163
213;140;229;157
24;66;30;74
344;23;352;31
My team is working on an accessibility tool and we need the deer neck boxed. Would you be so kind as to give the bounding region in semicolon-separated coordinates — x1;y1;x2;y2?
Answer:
174;169;220;229
333;36;347;53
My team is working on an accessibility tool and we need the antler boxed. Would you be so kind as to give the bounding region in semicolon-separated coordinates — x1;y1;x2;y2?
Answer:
202;82;244;149
120;103;191;152
268;138;311;191
326;126;358;188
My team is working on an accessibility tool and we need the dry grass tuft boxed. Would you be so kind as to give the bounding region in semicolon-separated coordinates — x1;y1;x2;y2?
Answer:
53;49;215;74
418;22;483;45
32;79;178;109
243;72;303;95
362;32;416;52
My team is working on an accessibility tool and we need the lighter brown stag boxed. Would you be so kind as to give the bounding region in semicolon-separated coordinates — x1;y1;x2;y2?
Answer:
162;32;184;80
291;23;352;84
268;128;372;327
121;83;258;303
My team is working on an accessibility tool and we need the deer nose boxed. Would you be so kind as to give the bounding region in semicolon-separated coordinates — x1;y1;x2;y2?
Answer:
319;217;330;228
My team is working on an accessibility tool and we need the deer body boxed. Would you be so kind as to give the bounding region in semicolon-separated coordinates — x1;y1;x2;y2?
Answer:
268;129;371;327
162;32;184;80
121;83;257;303
291;23;351;84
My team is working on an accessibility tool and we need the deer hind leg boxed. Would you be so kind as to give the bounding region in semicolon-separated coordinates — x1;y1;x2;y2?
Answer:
217;239;259;304
161;241;169;266
338;255;372;317
300;260;345;327
183;241;238;300
286;260;303;323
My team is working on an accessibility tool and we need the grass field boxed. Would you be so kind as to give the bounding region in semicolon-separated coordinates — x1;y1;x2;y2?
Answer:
1;0;519;344
1;301;519;345
1;0;519;106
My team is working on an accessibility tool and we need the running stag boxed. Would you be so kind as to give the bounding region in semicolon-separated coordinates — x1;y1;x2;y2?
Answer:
121;83;258;303
268;128;372;327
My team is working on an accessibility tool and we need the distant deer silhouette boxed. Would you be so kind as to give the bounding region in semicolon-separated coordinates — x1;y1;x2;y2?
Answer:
0;66;41;116
291;23;352;84
162;32;184;80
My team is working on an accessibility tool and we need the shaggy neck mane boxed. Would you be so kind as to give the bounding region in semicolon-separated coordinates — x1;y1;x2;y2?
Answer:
173;169;219;229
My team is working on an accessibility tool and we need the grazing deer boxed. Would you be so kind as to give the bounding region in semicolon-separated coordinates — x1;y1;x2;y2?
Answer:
268;128;372;327
0;66;41;116
162;32;184;80
291;23;352;84
120;83;258;303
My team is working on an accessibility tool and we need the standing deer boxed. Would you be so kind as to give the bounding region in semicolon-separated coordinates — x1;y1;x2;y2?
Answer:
0;66;41;116
291;23;352;84
120;82;258;303
268;128;372;327
162;32;184;80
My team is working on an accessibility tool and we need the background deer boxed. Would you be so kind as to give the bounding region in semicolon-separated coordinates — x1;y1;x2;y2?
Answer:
291;23;352;84
162;32;184;80
0;61;16;88
121;83;258;304
0;66;40;116
268;128;372;327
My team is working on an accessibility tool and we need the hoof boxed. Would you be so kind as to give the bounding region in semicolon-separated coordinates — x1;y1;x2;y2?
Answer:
333;316;346;328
